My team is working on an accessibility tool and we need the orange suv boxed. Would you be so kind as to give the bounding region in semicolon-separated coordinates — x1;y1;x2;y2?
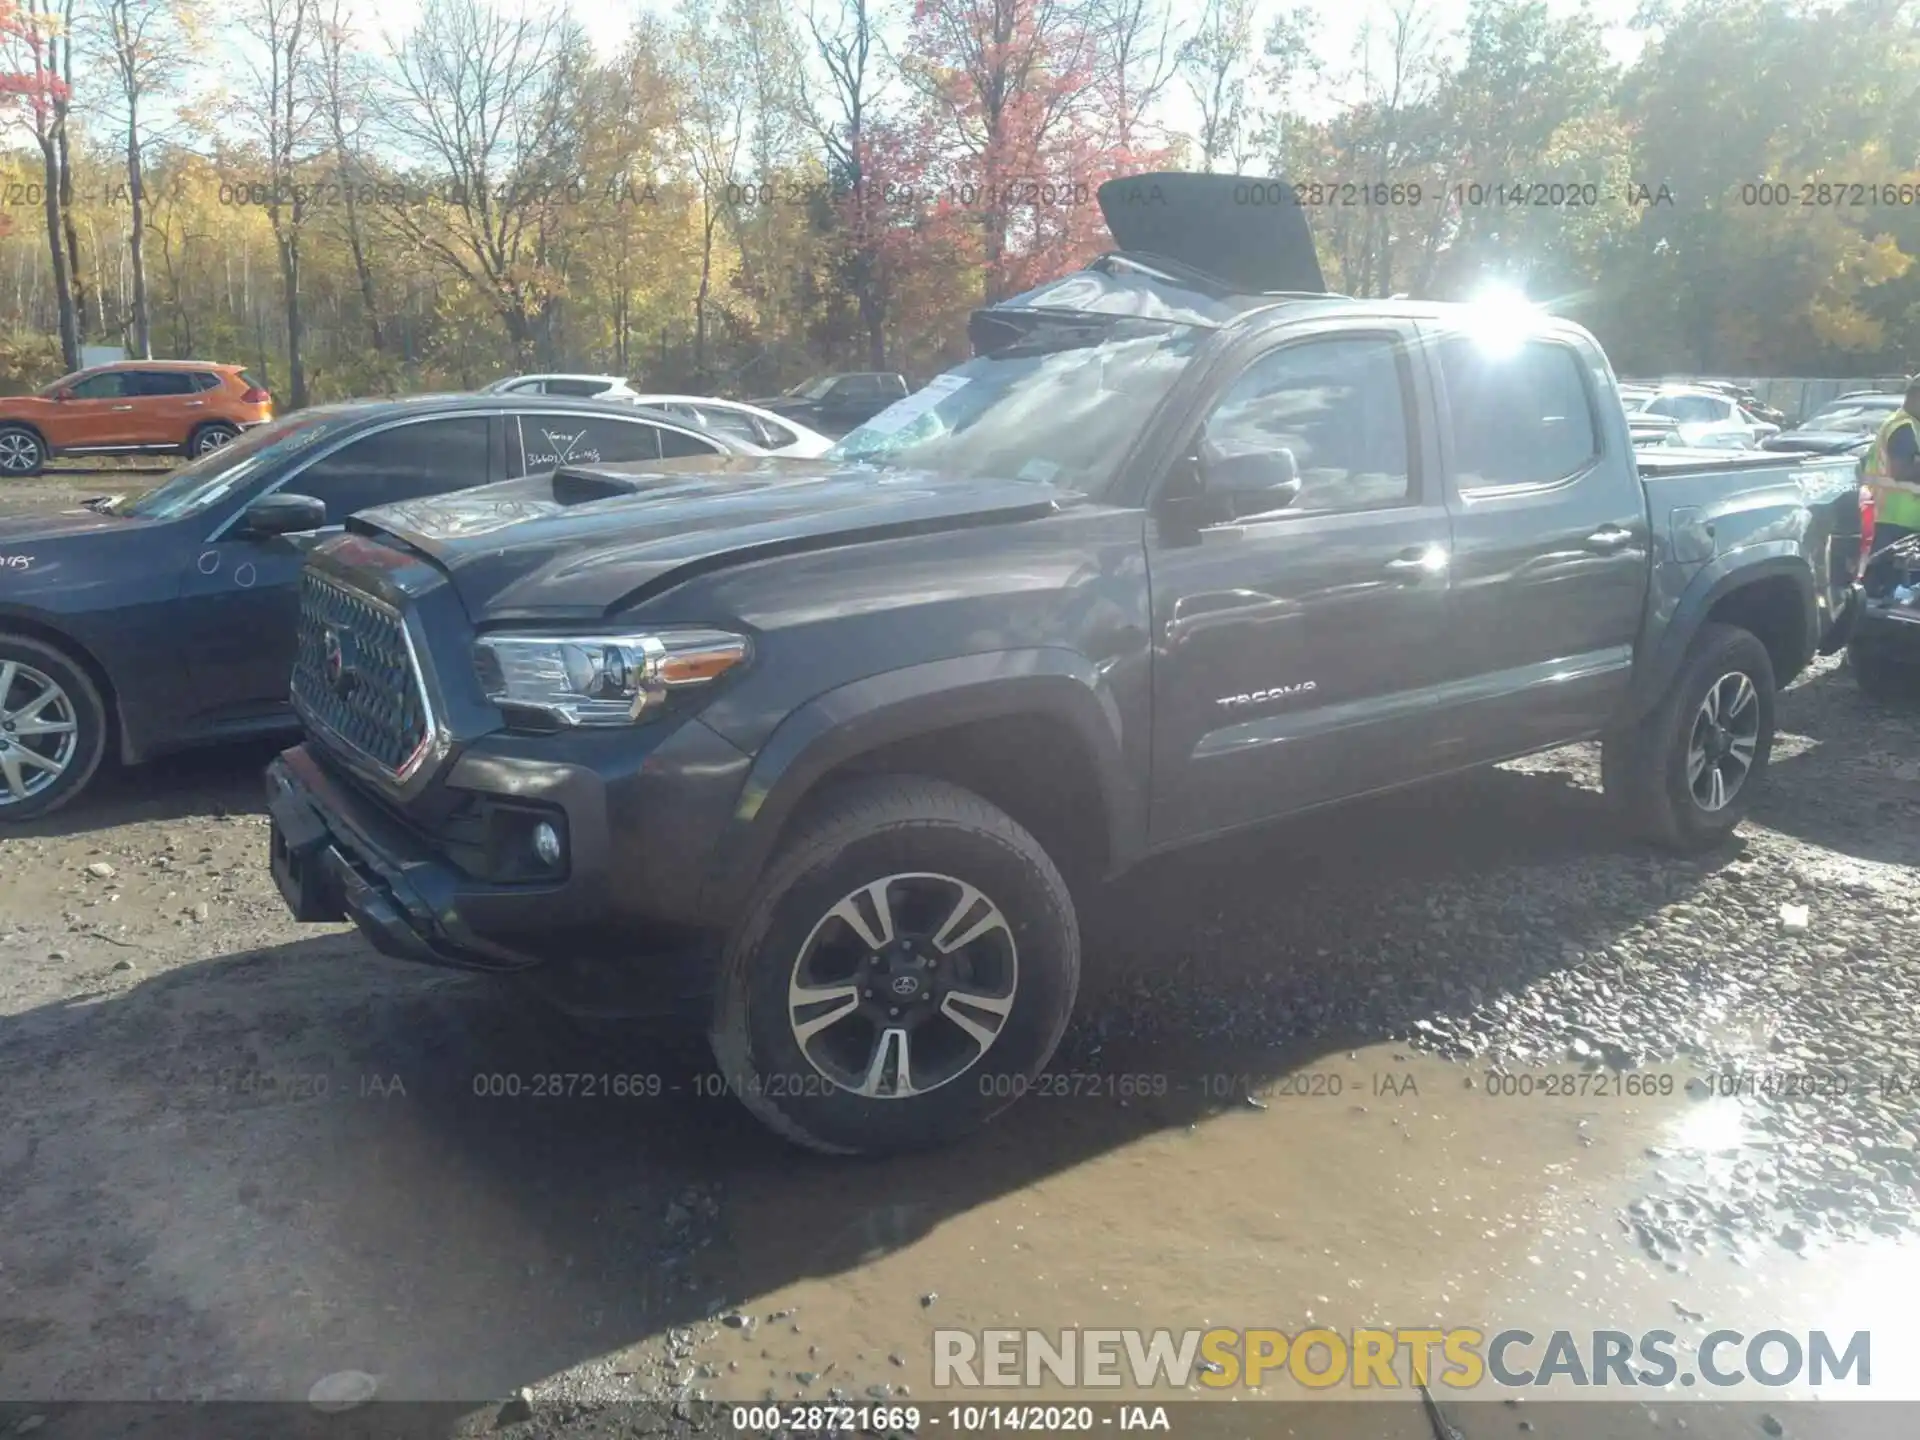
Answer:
0;360;273;477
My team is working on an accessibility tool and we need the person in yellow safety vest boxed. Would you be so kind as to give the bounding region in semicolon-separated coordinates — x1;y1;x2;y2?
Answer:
1863;378;1920;570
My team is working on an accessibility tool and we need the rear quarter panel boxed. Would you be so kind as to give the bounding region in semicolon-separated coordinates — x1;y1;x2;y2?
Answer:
1630;453;1861;712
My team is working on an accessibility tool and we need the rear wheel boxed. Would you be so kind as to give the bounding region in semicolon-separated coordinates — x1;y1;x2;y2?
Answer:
0;634;110;822
1604;622;1775;853
0;426;47;477
189;423;240;458
710;776;1080;1155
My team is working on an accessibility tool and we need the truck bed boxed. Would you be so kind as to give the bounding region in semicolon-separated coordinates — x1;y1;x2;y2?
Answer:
1637;447;1855;479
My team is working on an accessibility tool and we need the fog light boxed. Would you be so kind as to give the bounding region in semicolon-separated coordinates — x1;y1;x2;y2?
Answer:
531;821;563;868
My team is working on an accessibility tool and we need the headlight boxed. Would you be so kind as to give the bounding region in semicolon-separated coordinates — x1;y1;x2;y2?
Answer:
473;628;750;726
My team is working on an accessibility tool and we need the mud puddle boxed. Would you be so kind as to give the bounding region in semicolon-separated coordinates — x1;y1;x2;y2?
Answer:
688;1040;1917;1407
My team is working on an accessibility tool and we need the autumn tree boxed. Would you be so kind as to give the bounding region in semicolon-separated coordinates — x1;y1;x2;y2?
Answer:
315;0;382;355
1178;0;1255;172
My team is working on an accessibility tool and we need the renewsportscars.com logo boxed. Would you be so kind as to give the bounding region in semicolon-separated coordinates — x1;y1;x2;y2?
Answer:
933;1328;1872;1391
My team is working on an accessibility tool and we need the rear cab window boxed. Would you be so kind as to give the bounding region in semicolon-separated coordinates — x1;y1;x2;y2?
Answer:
1432;335;1600;492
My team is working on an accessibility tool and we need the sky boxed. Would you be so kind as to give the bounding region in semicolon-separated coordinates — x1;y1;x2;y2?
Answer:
350;0;1655;156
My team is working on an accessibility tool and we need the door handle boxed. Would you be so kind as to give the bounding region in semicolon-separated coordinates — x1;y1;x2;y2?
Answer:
1585;525;1634;550
111;404;134;411
185;400;205;407
1384;544;1448;576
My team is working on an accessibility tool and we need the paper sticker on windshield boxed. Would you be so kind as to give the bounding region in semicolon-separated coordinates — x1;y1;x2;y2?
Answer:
1017;458;1060;483
857;374;971;437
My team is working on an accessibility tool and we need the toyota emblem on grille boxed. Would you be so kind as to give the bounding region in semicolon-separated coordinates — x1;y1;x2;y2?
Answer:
322;626;358;697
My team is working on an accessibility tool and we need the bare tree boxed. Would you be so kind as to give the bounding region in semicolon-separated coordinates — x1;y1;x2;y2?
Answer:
234;0;322;407
1178;0;1256;172
315;0;381;352
672;0;748;379
93;0;199;357
802;0;891;365
1089;0;1181;156
16;0;81;369
377;0;588;367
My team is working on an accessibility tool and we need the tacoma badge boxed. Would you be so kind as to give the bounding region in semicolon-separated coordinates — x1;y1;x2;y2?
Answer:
1217;682;1317;710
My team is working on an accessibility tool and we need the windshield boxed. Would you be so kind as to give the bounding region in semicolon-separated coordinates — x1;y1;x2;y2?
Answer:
1807;404;1891;432
825;319;1202;494
790;376;838;400
121;411;351;520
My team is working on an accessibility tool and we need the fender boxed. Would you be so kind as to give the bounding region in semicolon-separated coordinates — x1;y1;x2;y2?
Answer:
698;648;1145;922
0;602;147;764
1626;547;1815;720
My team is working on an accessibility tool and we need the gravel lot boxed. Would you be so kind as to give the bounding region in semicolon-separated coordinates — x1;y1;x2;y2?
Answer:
3;467;1919;1436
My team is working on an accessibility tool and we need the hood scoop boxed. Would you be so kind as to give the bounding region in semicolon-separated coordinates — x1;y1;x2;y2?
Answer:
1096;172;1327;295
551;465;661;505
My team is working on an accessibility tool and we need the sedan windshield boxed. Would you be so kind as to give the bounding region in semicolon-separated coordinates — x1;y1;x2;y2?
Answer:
121;412;352;520
826;318;1202;494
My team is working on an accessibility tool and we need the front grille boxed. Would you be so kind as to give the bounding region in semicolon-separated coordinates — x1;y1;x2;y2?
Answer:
291;570;431;777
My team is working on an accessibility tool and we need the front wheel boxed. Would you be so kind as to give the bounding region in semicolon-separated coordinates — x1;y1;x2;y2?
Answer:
710;776;1080;1155
0;634;110;821
1603;622;1775;853
0;426;47;477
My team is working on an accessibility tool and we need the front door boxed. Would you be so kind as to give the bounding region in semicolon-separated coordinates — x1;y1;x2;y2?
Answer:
1146;325;1459;843
44;370;139;450
177;413;496;724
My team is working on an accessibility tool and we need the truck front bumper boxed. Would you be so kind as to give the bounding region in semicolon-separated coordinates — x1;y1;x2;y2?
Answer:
267;744;556;971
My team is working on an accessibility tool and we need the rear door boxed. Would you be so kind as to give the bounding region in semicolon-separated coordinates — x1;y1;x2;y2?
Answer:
1145;321;1459;842
124;369;201;447
1419;326;1649;760
507;410;724;474
177;414;499;723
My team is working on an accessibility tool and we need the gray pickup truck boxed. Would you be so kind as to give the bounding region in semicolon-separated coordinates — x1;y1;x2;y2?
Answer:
264;173;1867;1154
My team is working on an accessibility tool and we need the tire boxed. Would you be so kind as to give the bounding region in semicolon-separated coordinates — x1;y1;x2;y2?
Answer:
1603;622;1775;853
0;633;111;822
0;425;47;477
1847;635;1918;702
709;776;1080;1156
189;423;240;458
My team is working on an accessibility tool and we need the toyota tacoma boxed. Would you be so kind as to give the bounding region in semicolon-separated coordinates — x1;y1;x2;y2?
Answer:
264;174;1867;1154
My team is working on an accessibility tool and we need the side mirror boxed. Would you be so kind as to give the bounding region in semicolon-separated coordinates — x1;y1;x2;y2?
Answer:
240;492;326;536
52;387;74;402
1200;444;1303;517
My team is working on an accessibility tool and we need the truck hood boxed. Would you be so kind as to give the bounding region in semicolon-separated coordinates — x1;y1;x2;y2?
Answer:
351;455;1071;622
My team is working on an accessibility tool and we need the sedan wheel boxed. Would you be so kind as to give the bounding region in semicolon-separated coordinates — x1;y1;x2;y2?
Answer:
0;660;81;807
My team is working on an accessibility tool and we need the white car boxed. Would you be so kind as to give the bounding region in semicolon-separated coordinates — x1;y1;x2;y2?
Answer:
621;395;836;458
1622;385;1779;445
480;374;641;401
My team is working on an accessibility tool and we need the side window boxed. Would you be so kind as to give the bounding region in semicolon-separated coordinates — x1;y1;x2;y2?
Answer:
193;372;224;392
1201;334;1413;514
750;414;798;449
68;372;129;399
129;371;196;396
659;426;721;458
691;405;768;447
292;417;491;521
1434;336;1598;491
515;415;662;472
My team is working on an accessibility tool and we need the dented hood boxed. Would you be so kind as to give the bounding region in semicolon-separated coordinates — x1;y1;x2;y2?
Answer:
349;455;1070;622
